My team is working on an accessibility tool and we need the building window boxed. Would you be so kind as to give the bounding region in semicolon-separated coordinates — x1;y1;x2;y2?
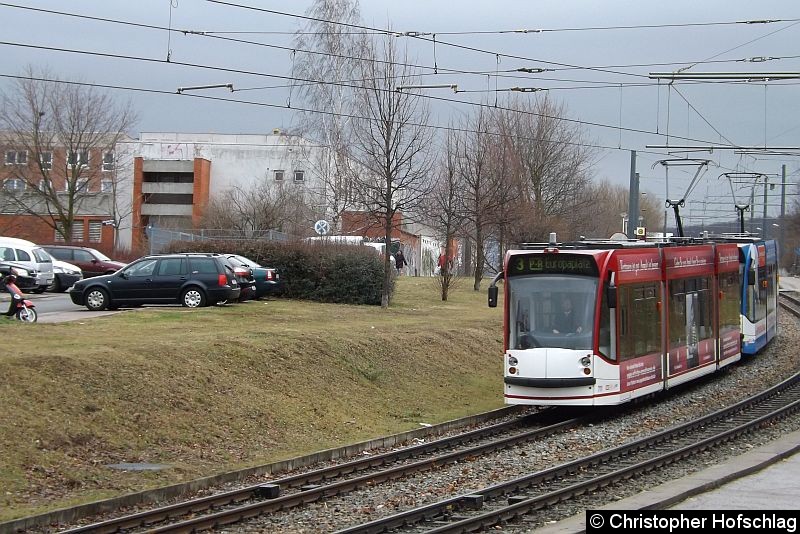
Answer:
88;221;102;243
102;151;114;172
39;179;52;192
55;221;85;242
3;178;25;191
293;170;305;183
5;151;27;165
274;170;284;181
101;180;113;193
40;151;53;170
67;149;89;169
76;178;90;192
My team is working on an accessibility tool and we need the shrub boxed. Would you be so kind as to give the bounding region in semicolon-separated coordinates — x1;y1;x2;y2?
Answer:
165;240;394;305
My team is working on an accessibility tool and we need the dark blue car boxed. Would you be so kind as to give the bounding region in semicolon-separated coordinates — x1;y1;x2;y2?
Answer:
224;254;282;299
68;253;241;310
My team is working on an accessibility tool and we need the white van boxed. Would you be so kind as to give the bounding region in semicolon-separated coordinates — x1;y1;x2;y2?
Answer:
0;237;55;293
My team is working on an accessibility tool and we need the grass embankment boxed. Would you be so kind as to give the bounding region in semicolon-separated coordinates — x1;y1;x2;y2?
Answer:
0;277;503;521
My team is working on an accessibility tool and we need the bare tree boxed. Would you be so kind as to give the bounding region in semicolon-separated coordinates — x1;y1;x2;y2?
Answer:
576;181;663;238
498;94;595;242
483;120;525;273
423;128;465;301
0;67;136;241
787;199;800;272
350;36;434;308
292;0;365;231
103;143;135;250
458;106;508;291
200;181;312;238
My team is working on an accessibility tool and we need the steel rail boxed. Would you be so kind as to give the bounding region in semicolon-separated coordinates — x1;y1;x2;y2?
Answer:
145;417;584;533
335;371;800;533
779;292;800;318
62;412;581;533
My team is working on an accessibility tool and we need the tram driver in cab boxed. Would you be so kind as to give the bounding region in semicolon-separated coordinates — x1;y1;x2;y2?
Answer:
552;296;582;335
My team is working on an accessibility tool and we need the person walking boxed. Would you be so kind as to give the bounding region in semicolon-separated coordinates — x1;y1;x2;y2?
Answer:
437;250;448;275
394;249;407;275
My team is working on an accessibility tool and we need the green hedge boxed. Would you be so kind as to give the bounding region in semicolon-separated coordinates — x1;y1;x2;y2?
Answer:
165;240;394;305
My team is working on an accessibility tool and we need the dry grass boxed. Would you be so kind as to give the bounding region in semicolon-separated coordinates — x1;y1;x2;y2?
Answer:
0;277;504;521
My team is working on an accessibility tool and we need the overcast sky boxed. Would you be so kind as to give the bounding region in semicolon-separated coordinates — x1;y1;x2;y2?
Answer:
1;1;799;226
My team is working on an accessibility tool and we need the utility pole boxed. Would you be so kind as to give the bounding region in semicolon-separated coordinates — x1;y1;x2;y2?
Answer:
780;164;787;261
627;151;639;239
762;176;769;240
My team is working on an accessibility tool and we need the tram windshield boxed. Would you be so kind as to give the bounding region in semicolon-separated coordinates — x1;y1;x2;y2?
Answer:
508;275;597;350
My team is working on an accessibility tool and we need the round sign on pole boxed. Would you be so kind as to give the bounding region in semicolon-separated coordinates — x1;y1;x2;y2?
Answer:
314;220;330;235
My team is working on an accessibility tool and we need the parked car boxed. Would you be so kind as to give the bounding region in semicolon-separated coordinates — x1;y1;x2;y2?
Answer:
0;237;55;293
68;253;240;310
42;245;126;278
224;254;281;299
224;258;256;302
49;259;83;293
0;261;37;291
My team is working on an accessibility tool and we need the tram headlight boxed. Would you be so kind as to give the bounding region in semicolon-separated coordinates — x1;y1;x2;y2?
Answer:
508;356;518;366
580;356;591;367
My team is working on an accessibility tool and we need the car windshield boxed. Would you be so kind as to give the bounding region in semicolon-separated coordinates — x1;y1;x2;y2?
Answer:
91;249;112;261
33;248;52;263
226;257;246;268
508;275;598;350
232;255;261;268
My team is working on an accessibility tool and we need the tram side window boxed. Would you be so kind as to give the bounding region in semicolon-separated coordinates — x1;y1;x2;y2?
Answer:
747;266;768;323
618;283;660;362
719;272;740;329
599;282;612;360
766;264;776;314
668;276;713;352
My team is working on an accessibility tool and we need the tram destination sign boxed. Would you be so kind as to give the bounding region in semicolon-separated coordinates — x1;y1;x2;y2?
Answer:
507;253;598;277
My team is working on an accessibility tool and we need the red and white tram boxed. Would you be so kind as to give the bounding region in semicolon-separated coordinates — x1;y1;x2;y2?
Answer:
488;236;746;406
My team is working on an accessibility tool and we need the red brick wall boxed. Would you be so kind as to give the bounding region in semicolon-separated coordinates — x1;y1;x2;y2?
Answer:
132;157;144;251
0;214;116;256
0;146;109;191
340;210;419;250
192;158;211;226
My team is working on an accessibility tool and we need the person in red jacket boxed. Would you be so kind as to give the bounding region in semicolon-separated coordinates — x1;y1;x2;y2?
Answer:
3;274;24;318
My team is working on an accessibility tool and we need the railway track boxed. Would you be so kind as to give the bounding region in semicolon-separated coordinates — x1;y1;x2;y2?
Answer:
779;291;800;318
52;293;800;533
60;410;589;533
335;371;800;533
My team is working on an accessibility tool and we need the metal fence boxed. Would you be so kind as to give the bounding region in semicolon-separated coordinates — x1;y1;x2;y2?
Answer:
146;227;291;254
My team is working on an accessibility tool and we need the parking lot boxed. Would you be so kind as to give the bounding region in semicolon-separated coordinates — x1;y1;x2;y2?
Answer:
1;292;135;323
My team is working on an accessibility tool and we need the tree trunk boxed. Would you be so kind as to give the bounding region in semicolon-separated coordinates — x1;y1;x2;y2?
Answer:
382;215;393;308
473;226;484;291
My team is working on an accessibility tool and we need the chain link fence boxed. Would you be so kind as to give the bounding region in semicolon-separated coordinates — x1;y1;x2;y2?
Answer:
146;227;292;254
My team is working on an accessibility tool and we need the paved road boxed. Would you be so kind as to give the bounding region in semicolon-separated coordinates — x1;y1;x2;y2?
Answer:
0;292;123;323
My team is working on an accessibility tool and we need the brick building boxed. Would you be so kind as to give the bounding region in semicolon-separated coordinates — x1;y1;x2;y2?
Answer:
0;137;128;256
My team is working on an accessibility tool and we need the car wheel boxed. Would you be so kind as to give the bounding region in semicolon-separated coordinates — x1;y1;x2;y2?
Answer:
49;277;62;293
182;287;206;308
85;288;110;311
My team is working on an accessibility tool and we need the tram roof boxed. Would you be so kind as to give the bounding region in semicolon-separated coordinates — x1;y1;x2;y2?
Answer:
516;232;766;252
